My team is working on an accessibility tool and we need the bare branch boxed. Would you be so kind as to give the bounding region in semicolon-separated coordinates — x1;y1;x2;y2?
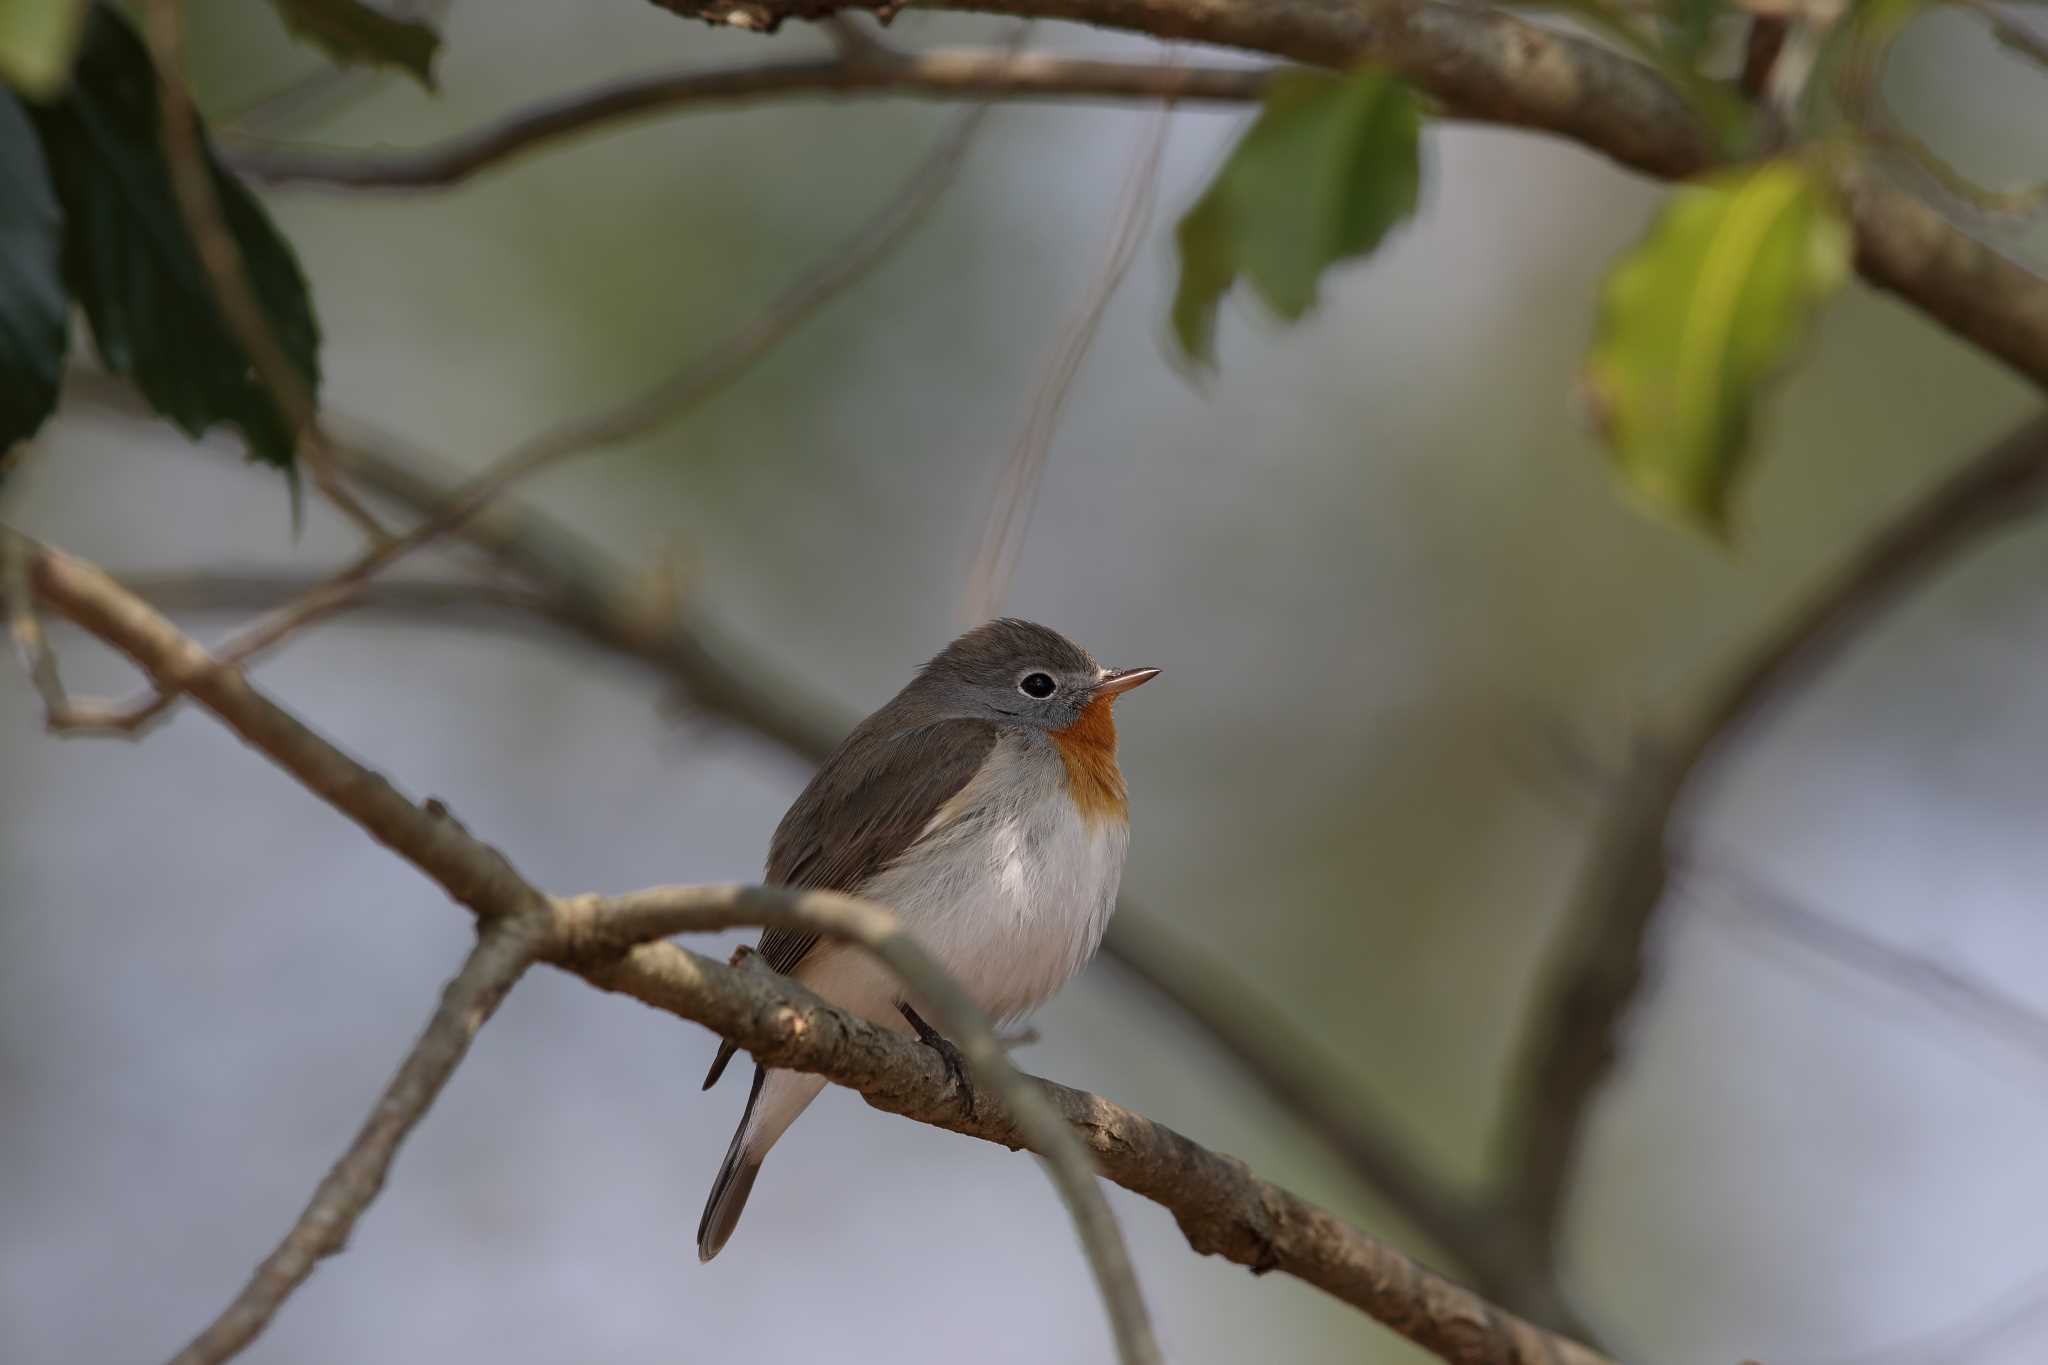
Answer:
568;924;1617;1365
1498;409;2048;1274
1689;855;2048;1070
167;921;540;1365
632;0;2048;390
140;0;393;543
223;50;1279;191
57;99;990;734
552;885;1160;1365
22;531;1616;1365
4;529;166;735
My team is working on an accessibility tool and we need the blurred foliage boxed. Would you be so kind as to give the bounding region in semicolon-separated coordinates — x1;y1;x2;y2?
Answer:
267;0;440;88
0;94;67;456
1582;161;1851;534
1170;69;1420;368
0;0;88;98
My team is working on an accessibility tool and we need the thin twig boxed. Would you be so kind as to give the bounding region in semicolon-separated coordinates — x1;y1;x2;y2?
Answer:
1690;855;2048;1071
167;921;540;1365
1954;0;2048;72
57;100;993;736
961;83;1172;625
3;528;158;734
553;885;1162;1365
141;0;392;542
223;50;1279;191
1497;410;2048;1275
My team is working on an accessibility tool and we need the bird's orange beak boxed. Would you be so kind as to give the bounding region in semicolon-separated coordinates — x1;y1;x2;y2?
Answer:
1093;667;1160;697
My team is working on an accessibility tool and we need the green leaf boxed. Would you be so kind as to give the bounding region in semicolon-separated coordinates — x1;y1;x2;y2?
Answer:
1582;161;1850;535
0;90;68;450
1666;0;1722;64
0;0;88;99
267;0;440;89
1171;68;1421;367
28;7;320;470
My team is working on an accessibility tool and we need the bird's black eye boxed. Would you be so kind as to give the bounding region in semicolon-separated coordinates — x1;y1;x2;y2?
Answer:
1018;672;1057;699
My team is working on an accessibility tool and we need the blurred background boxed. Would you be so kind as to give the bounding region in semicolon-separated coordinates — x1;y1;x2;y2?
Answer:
5;2;2048;1362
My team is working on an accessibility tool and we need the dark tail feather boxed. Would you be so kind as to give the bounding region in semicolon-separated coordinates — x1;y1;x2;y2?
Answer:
697;1065;766;1262
702;1039;740;1091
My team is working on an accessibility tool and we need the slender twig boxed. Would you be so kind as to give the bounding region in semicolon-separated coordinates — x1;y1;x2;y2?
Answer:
141;0;392;543
223;50;1279;191
167;921;540;1365
961;83;1172;624
1690;855;2048;1070
3;528;159;734
1497;410;2048;1275
1954;0;2048;71
552;885;1159;1365
53;101;992;736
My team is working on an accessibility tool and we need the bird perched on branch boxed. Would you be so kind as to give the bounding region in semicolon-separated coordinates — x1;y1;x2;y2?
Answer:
697;618;1158;1260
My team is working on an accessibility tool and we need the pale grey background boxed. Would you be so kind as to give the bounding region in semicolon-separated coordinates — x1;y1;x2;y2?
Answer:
5;4;2048;1363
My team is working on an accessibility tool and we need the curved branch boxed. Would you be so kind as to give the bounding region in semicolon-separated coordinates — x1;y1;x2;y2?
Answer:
571;927;1618;1365
226;49;1277;190
1496;409;2048;1273
168;921;540;1365
555;884;1161;1365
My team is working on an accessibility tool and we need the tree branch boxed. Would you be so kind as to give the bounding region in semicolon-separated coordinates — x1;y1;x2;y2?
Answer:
559;883;1162;1365
167;920;540;1365
225;49;1278;190
20;531;1616;1365
1496;409;2048;1277
568;924;1619;1365
647;0;2048;390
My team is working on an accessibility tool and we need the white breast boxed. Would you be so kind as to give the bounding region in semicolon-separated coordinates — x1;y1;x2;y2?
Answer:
803;732;1127;1028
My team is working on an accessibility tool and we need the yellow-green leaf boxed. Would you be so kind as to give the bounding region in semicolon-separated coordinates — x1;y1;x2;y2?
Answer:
267;0;440;89
1171;69;1421;368
0;0;88;99
1582;161;1850;535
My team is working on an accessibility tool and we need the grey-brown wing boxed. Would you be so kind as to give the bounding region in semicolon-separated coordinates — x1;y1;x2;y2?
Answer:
701;716;998;1090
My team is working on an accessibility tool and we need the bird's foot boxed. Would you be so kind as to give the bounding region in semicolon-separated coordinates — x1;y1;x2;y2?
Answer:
898;1002;976;1121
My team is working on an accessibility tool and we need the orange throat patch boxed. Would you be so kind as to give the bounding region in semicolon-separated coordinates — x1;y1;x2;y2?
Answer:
1051;695;1128;824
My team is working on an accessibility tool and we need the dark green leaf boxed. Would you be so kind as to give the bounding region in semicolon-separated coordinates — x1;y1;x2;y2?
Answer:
1582;160;1850;535
1171;68;1421;367
0;89;68;450
267;0;440;89
28;7;320;470
1667;0;1721;64
0;0;88;99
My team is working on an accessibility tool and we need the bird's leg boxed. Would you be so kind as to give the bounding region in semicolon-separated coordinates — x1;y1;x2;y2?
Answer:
897;1001;976;1121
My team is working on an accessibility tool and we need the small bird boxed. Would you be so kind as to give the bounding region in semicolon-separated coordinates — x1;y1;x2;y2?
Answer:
696;618;1158;1261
